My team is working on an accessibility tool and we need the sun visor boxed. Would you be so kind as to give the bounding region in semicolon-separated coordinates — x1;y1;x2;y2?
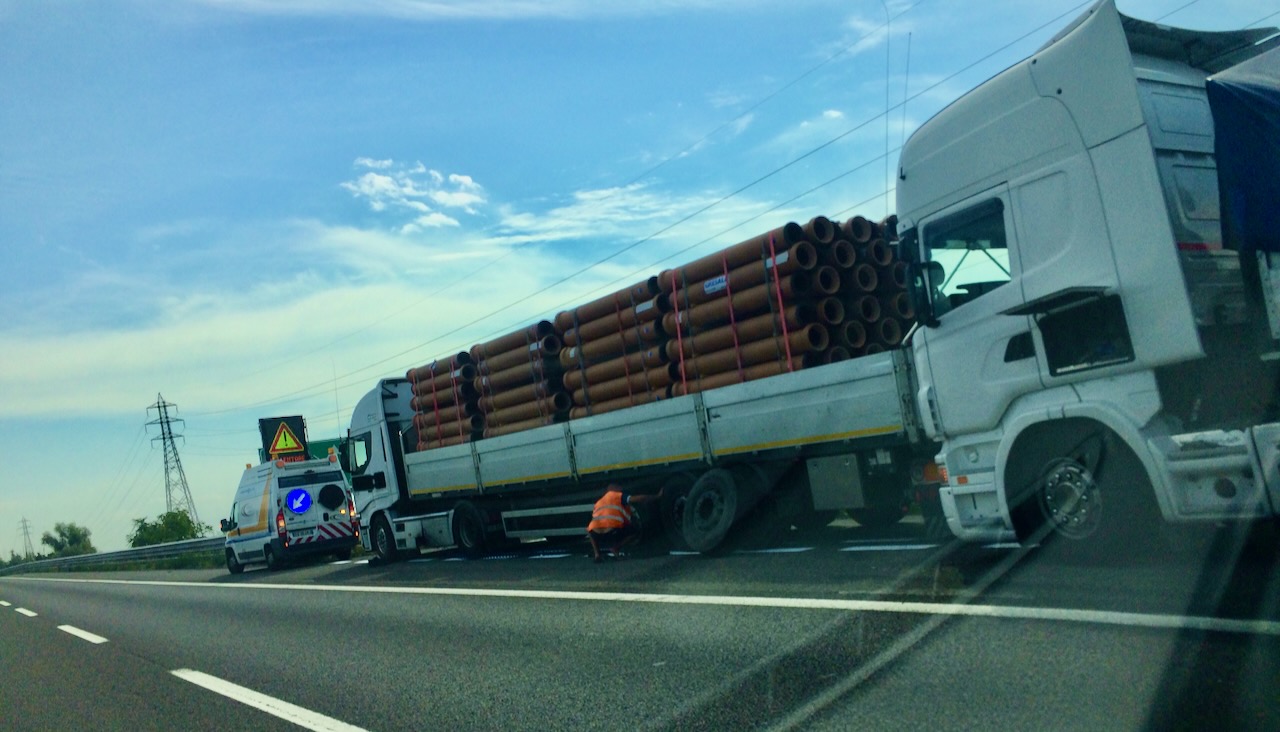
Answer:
1207;45;1280;254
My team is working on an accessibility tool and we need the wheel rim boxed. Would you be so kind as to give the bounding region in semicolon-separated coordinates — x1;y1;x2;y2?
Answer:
376;524;392;557
1038;458;1102;539
690;490;727;534
459;517;480;549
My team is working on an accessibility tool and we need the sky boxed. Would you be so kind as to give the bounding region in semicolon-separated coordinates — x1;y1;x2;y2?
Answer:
1;0;1275;554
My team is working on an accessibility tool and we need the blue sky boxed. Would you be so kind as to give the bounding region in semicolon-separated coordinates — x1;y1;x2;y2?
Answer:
1;0;1274;553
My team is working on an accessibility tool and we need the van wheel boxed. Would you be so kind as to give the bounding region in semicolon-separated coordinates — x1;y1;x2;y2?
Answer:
373;516;398;563
265;546;282;572
452;501;488;558
226;549;244;575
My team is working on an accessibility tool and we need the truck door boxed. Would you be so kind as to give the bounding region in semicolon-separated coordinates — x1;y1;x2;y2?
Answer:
914;189;1041;438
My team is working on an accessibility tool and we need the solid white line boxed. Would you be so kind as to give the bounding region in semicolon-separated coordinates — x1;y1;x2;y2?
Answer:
18;576;1280;639
529;553;573;560
171;669;367;732
58;625;109;644
14;607;38;617
982;542;1025;549
0;600;10;606
840;544;937;552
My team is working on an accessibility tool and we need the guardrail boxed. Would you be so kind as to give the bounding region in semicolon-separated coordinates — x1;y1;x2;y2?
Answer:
0;536;225;576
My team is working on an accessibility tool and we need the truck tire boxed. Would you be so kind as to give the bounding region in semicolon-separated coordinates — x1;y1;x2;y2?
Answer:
265;546;282;572
660;473;697;552
1007;421;1161;561
682;469;739;553
226;549;244;575
373;516;399;563
452;501;488;558
850;505;906;529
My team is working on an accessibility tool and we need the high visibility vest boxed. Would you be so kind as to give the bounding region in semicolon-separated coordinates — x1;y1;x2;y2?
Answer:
588;490;633;532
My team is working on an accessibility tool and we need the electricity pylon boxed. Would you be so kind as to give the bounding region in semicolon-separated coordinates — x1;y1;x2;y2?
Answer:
145;394;201;527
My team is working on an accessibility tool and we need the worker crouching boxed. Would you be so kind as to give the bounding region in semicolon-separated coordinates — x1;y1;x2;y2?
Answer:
587;484;662;563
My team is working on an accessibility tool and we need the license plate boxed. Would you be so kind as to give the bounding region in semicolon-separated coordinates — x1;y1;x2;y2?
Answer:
291;528;315;537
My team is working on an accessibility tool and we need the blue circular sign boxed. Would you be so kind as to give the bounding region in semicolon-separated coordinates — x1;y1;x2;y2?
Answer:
285;489;312;514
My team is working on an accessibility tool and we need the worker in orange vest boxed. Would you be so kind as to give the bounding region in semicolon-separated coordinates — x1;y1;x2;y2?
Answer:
587;484;662;563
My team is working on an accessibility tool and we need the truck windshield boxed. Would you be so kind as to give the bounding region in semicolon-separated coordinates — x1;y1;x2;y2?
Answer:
278;470;345;488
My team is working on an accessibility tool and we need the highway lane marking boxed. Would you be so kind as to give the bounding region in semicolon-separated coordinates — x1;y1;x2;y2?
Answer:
18;576;1280;639
840;543;938;552
735;547;815;554
58;625;109;644
171;669;368;732
0;600;10;606
14;607;38;617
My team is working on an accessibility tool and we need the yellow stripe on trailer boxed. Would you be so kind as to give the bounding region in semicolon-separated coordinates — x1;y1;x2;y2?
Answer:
714;425;902;456
578;452;703;475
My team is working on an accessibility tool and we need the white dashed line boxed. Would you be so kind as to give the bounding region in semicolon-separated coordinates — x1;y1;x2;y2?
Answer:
171;669;368;732
58;625;109;644
735;547;815;554
14;607;38;617
840;544;938;552
0;600;10;607
529;553;573;560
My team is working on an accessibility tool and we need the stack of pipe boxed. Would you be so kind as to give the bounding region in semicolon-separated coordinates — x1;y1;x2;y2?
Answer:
556;277;673;419
833;214;912;358
470;321;571;438
407;352;481;450
406;211;917;452
659;216;846;396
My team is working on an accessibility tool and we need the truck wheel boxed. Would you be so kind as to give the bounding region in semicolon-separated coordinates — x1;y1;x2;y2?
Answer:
682;469;739;553
373;516;399;563
660;473;697;552
850;505;906;529
452;501;488;558
226;549;244;575
1007;422;1160;561
265;546;282;572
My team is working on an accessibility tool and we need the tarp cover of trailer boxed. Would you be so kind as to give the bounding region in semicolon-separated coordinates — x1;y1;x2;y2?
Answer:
1208;45;1280;255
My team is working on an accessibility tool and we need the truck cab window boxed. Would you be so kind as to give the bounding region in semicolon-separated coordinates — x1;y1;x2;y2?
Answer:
923;198;1011;316
349;433;372;475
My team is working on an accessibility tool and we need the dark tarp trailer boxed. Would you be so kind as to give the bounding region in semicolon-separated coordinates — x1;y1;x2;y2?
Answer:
1208;45;1280;256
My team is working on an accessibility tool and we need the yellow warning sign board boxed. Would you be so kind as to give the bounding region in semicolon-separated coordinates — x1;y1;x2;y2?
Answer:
269;421;305;455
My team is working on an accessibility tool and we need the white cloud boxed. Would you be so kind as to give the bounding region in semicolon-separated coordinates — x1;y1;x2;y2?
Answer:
341;158;488;227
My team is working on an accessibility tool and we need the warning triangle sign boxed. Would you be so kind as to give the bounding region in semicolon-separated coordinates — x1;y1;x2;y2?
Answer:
270;422;305;454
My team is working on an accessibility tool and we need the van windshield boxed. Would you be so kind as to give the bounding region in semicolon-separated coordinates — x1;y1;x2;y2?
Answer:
278;470;345;489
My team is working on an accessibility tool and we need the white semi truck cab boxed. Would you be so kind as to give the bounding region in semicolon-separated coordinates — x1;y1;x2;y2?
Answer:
898;0;1280;545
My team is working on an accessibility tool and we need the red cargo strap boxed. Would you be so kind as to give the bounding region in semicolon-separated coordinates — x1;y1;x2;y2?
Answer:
721;252;745;382
767;233;795;372
669;270;689;393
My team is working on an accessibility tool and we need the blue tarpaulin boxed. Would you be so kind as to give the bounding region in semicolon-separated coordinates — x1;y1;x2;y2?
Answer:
1208;46;1280;254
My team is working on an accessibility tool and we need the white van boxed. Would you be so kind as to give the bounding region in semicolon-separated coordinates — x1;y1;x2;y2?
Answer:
220;450;359;574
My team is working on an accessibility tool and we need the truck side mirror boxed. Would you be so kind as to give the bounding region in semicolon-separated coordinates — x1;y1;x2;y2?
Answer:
905;238;943;329
337;440;351;472
220;518;236;532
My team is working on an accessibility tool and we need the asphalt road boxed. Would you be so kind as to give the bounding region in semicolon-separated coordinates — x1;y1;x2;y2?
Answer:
2;518;1277;731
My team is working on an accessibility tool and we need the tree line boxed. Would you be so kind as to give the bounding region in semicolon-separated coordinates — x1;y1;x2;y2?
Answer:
2;511;210;568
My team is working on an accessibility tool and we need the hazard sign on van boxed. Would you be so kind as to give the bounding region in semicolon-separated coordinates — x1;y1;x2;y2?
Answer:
259;416;308;462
